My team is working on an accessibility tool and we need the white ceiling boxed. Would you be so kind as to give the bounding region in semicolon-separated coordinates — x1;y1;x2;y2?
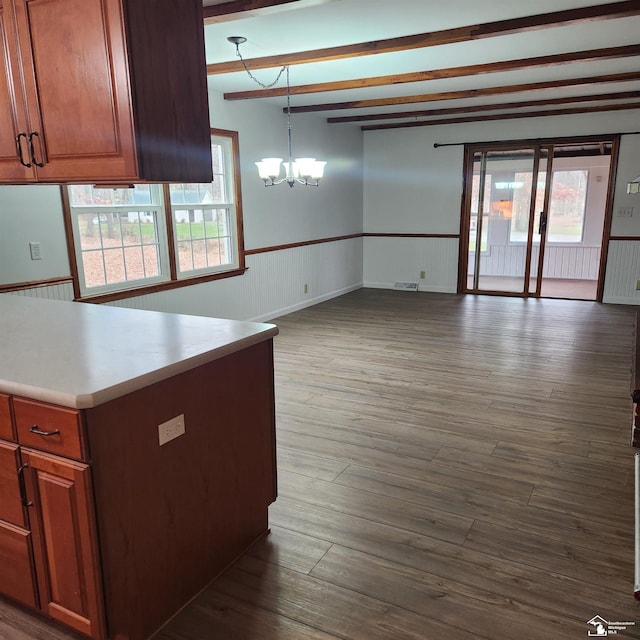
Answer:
202;0;640;126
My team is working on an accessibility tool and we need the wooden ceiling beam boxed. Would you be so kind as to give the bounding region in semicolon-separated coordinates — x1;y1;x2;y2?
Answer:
223;44;640;99
327;90;640;123
287;71;640;113
360;101;640;131
203;0;302;21
207;0;640;74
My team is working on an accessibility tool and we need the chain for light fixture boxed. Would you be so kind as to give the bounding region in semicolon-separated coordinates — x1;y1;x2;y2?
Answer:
227;37;327;188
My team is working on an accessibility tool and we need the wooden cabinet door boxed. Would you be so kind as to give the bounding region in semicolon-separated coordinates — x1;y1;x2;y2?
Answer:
0;441;38;608
22;448;105;640
12;0;137;182
0;441;25;526
0;520;38;608
0;0;32;182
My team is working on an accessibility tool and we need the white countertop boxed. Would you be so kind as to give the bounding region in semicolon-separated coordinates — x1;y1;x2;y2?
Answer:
0;296;278;409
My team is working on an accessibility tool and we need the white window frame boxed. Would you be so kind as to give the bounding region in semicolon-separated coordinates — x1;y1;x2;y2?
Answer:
65;129;245;301
68;185;171;297
169;133;240;279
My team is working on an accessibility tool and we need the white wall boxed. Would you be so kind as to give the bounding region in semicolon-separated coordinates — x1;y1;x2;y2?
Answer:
0;185;70;284
207;85;363;250
603;133;640;304
363;110;640;299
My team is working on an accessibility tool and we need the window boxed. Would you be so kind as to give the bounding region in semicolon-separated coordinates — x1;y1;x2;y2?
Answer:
509;169;588;244
469;172;492;253
169;135;239;277
66;129;245;300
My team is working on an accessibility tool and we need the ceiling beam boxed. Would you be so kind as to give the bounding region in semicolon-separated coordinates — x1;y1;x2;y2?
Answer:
286;71;640;113
203;0;302;21
327;90;640;123
206;0;640;74
360;101;640;131
223;44;640;99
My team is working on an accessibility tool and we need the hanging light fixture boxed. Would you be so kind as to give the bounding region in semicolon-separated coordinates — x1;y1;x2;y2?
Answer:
228;37;327;188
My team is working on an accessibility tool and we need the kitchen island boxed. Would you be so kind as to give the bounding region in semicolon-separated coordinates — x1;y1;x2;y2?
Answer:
0;296;279;640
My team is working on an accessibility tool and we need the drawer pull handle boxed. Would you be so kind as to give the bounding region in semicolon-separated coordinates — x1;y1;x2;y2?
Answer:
29;425;60;437
17;464;33;508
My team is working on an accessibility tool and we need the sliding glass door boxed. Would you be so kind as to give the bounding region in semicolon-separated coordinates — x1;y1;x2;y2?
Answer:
463;137;613;299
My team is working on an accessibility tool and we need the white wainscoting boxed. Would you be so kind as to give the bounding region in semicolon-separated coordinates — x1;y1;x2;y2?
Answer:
108;237;364;321
603;240;640;305
3;280;74;301
363;236;459;293
473;245;600;280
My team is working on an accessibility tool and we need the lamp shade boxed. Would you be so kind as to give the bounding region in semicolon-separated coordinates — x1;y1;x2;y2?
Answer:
295;158;327;180
255;158;283;180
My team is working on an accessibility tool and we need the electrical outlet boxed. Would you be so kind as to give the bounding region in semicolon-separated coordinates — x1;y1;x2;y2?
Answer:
304;283;308;293
29;242;41;260
618;207;634;217
158;414;185;446
420;271;426;280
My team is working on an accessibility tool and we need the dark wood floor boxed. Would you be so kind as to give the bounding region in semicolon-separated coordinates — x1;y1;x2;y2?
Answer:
3;289;640;639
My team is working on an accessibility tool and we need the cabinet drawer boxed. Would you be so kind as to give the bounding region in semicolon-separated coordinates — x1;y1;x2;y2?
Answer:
0;441;26;527
0;393;13;441
13;398;85;461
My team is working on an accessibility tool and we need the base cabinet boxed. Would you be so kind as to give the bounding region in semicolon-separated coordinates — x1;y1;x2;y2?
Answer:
0;339;277;640
22;449;105;639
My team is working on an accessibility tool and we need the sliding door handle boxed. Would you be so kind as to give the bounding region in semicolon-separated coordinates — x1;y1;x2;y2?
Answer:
538;211;547;235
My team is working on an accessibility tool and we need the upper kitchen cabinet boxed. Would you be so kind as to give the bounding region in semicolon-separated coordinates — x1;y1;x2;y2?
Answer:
0;0;213;184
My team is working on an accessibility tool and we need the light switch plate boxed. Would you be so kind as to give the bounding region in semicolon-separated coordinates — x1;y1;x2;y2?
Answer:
29;242;41;260
158;414;185;445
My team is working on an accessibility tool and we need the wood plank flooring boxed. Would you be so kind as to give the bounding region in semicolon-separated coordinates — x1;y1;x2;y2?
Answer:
2;289;639;639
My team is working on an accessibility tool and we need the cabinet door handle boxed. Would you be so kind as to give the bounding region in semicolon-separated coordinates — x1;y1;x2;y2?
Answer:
28;132;45;168
16;132;32;168
29;425;60;437
17;464;33;508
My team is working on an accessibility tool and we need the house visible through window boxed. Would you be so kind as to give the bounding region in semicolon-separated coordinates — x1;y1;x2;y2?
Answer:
66;129;245;299
169;136;238;277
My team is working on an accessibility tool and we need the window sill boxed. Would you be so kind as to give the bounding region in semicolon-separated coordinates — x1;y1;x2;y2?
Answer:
76;267;248;304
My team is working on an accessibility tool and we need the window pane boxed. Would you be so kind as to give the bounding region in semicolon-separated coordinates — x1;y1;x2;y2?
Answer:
75;210;163;289
174;207;233;275
68;184;153;206
168;183;215;205
508;169;587;243
510;172;545;243
469;173;491;252
547;170;587;243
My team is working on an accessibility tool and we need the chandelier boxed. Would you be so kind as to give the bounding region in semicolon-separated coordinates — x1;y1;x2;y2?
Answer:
228;37;327;187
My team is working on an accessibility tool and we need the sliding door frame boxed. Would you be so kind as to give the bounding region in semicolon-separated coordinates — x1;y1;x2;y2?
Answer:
457;133;620;302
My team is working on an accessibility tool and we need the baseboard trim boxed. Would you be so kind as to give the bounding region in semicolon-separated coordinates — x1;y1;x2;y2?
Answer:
363;281;456;294
249;283;363;322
